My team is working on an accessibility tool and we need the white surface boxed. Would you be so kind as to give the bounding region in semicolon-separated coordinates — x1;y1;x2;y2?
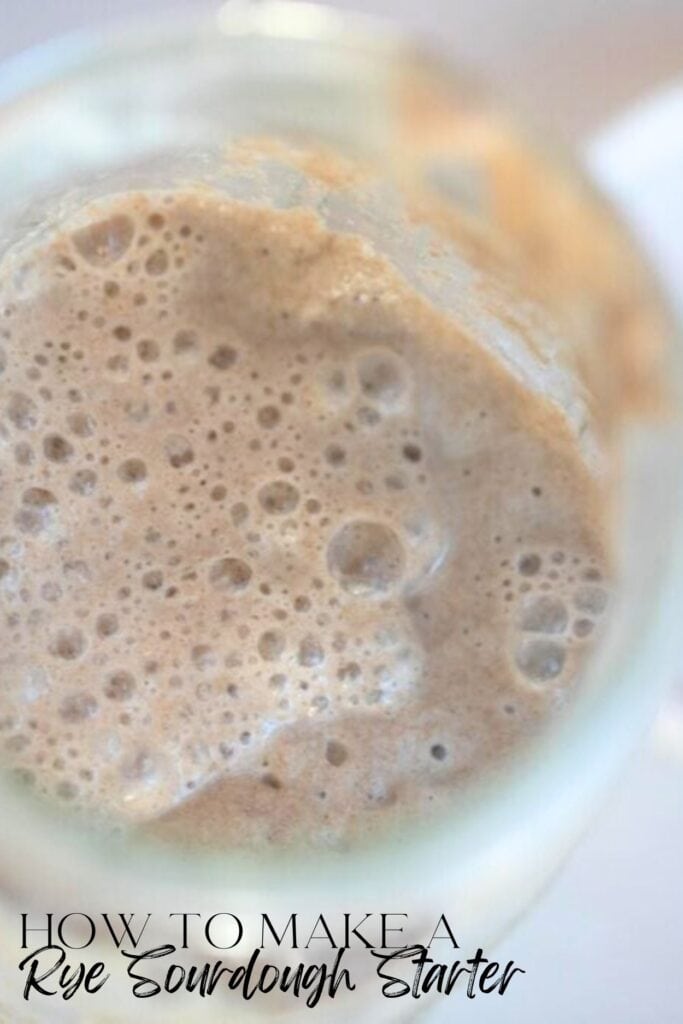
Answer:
589;83;683;320
428;738;683;1022
0;4;681;1022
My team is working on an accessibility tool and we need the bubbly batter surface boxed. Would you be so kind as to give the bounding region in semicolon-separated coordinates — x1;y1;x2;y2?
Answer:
0;189;611;848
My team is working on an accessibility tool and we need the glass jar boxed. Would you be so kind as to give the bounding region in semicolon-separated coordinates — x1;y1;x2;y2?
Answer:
0;3;680;1021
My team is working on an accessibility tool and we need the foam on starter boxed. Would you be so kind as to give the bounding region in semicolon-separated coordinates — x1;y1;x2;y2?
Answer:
0;190;611;849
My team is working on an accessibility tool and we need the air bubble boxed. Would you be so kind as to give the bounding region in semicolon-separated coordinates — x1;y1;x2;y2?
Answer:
145;249;169;276
357;349;407;408
71;215;134;266
67;411;95;437
258;630;285;661
337;659;360;684
43;434;73;463
258;480;299;515
327;520;405;596
298;636;324;668
105;671;135;701
402;443;422;463
56;253;77;274
325;740;348;766
69;469;97;495
518;553;541;577
107;354;129;376
164;435;194;468
192;645;216;670
574;585;608;616
257;405;281;429
56;781;78;801
5;735;28;754
14;442;33;465
96;613;119;638
142;570;163;590
7;392;38;430
515;639;565;682
322;367;347;400
58;696;94;729
15;488;58;534
173;329;198;356
357;406;381;427
49;627;85;661
325;444;346;467
573;618;594;638
137;339;160;362
209;557;252;592
519;595;568;634
430;743;447;761
23;487;57;507
117;458;147;484
208;345;237;370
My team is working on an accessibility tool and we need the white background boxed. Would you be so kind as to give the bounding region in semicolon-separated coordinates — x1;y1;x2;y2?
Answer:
0;3;681;1021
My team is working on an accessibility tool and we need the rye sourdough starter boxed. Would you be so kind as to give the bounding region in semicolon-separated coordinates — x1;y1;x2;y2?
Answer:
0;186;612;849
